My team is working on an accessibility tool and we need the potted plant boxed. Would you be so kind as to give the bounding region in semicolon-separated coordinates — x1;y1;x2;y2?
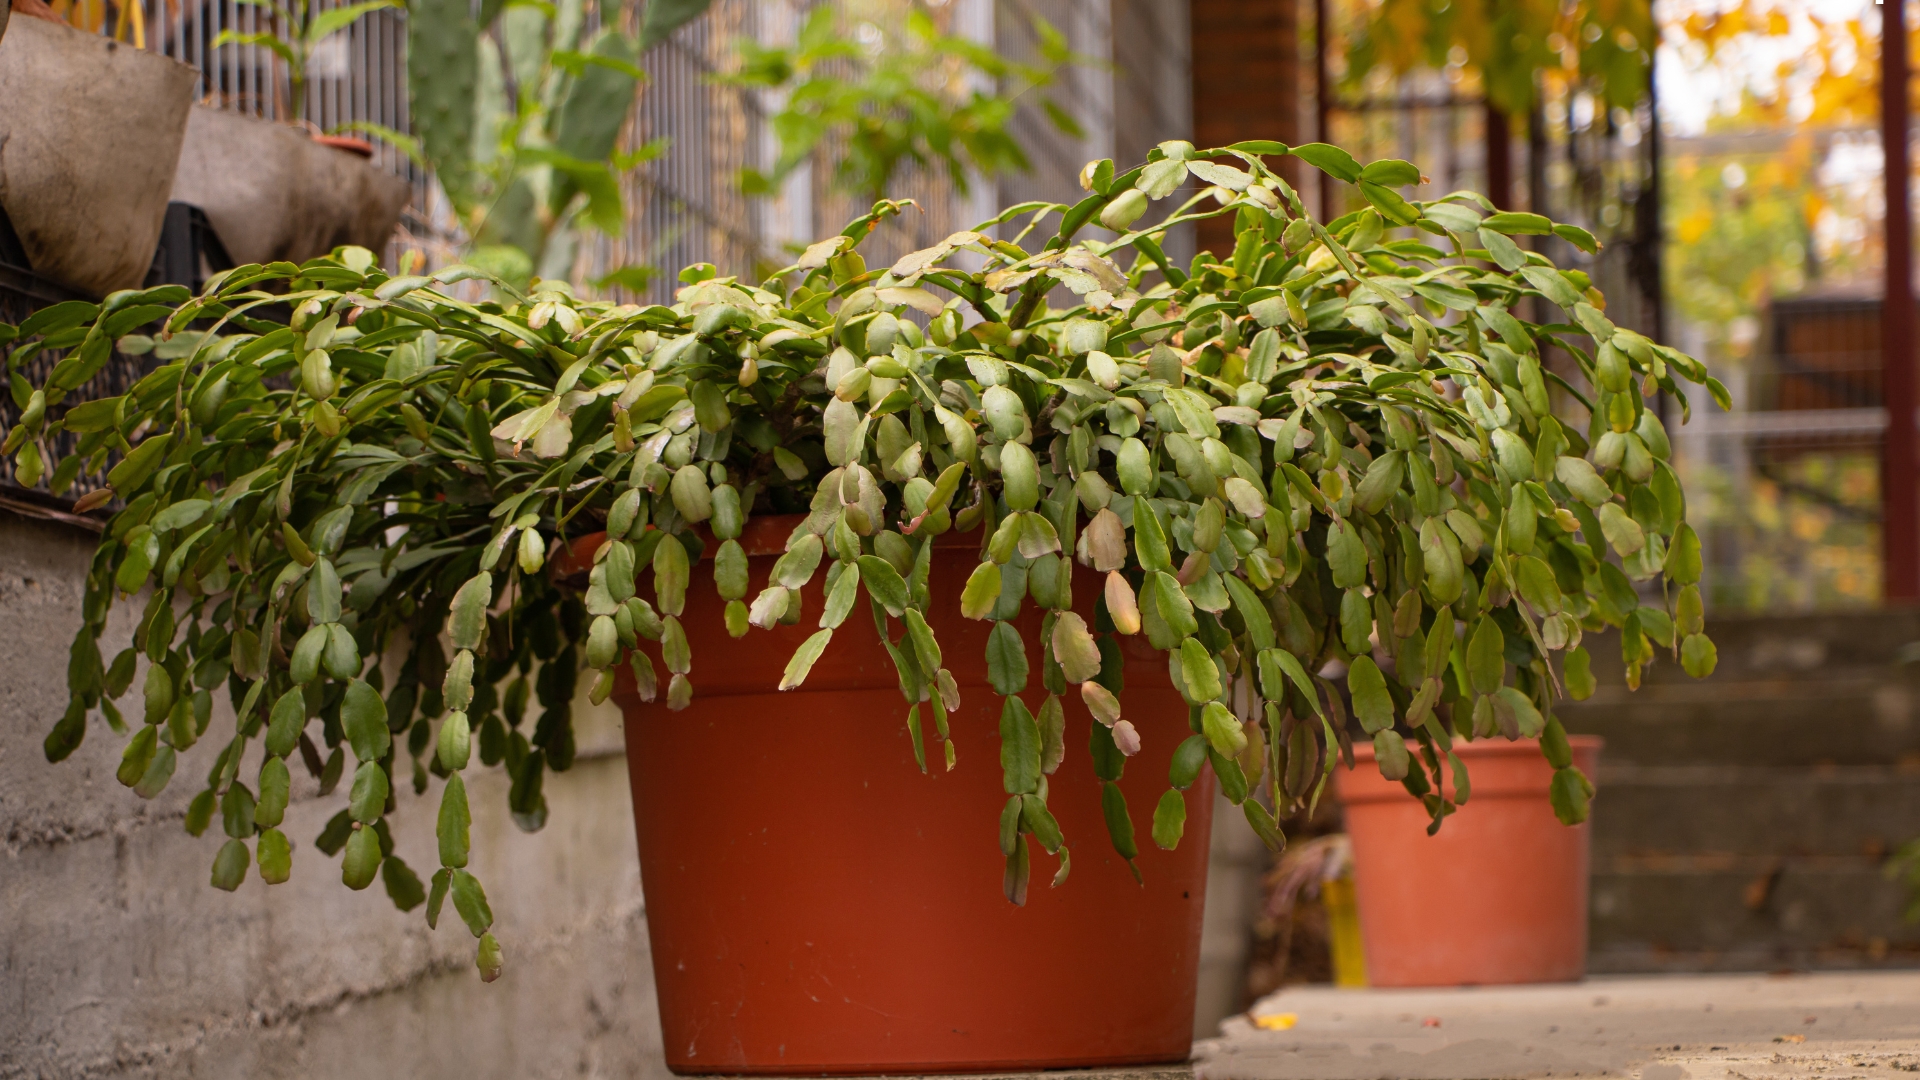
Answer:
1335;732;1606;986
0;9;196;297
165;0;412;268
2;140;1720;1073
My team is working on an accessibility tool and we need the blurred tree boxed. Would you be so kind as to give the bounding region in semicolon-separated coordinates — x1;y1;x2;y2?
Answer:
1657;1;1894;613
1671;0;1886;127
723;0;1084;203
1661;1;1899;352
1666;146;1817;360
1342;0;1653;117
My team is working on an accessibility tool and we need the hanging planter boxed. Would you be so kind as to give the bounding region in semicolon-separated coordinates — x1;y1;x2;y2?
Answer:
0;16;195;296
168;106;411;269
1335;736;1604;987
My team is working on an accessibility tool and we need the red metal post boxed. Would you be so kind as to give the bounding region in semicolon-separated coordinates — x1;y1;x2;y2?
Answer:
1314;0;1332;221
1885;0;1918;600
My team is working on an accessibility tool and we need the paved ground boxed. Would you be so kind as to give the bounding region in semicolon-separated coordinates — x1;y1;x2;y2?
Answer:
1192;971;1920;1080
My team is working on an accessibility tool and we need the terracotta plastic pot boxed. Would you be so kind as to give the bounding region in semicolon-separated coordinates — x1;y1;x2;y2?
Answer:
1334;735;1602;987
601;516;1214;1075
311;134;376;158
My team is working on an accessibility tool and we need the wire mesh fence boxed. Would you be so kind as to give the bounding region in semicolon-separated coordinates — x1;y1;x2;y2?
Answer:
582;0;772;302
1321;84;1663;336
1672;293;1896;611
7;0;1180;291
581;0;1186;304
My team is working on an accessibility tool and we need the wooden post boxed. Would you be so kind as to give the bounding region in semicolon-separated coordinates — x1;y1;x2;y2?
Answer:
1885;0;1918;600
1527;96;1549;217
1190;0;1299;254
1644;1;1668;346
1485;103;1511;210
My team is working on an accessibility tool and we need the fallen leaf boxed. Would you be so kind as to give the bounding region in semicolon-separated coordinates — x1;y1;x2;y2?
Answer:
1253;1012;1297;1031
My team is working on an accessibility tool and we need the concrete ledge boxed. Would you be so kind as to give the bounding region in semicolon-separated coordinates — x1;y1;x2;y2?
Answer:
691;1060;1198;1068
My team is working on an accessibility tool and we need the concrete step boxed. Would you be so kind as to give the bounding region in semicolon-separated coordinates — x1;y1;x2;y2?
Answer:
1564;683;1920;766
1545;612;1920;974
1594;609;1920;684
1590;941;1920;974
1589;765;1920;856
1561;612;1920;767
1589;865;1920;961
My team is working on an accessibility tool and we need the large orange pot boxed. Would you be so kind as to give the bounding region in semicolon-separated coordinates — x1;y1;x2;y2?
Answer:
601;516;1214;1075
1333;735;1602;987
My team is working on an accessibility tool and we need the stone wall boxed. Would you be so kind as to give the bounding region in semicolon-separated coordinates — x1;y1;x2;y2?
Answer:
0;510;668;1080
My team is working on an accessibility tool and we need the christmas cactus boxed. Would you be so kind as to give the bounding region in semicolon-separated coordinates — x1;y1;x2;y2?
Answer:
1;139;1720;980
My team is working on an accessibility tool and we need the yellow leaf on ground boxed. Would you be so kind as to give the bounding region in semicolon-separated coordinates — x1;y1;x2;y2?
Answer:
1254;1013;1298;1032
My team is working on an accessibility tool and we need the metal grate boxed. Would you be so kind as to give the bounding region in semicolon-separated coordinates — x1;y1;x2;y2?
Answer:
9;0;1186;292
580;0;775;303
583;0;1191;303
0;279;161;510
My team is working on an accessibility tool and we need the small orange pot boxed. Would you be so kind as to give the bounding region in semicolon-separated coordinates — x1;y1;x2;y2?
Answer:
1334;735;1601;987
600;516;1214;1075
311;133;375;158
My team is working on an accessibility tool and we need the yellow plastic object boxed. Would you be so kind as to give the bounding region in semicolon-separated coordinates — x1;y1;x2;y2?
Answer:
47;0;144;45
1323;876;1368;988
1253;1012;1298;1031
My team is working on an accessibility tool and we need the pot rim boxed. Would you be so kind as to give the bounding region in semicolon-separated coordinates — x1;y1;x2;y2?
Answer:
1345;733;1603;766
311;133;376;158
1336;734;1603;806
556;511;984;579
